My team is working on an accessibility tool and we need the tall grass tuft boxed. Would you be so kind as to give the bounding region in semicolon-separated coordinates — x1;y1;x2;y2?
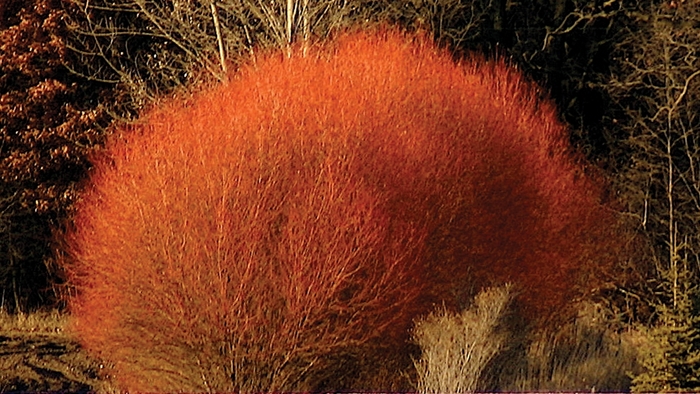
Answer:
413;284;513;393
488;302;641;392
59;29;621;391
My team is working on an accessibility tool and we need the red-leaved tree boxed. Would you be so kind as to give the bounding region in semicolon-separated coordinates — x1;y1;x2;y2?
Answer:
60;29;621;391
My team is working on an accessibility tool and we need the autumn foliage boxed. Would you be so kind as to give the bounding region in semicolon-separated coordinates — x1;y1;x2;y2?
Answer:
0;0;108;311
61;29;620;391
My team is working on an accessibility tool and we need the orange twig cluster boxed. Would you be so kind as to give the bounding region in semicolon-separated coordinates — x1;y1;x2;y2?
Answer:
61;29;620;391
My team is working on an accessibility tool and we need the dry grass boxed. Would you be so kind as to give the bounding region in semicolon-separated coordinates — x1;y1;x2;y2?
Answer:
413;299;641;393
0;304;641;392
0;309;115;392
0;309;65;336
489;302;641;392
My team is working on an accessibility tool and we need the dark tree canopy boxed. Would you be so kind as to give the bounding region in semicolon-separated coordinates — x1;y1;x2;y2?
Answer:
0;0;110;311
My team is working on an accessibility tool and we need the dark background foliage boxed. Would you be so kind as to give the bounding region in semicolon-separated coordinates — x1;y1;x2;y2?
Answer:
0;0;110;312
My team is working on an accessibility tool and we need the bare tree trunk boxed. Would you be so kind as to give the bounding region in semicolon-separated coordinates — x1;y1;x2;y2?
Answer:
286;0;294;55
301;0;309;55
211;2;227;74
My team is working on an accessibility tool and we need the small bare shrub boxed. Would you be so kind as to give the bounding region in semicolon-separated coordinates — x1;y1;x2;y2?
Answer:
413;284;513;393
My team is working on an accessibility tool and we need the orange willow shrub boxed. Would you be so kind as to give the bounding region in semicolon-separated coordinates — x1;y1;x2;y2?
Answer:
60;29;620;391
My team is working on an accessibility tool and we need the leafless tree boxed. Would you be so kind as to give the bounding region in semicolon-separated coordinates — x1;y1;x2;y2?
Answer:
606;0;700;298
61;0;494;118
